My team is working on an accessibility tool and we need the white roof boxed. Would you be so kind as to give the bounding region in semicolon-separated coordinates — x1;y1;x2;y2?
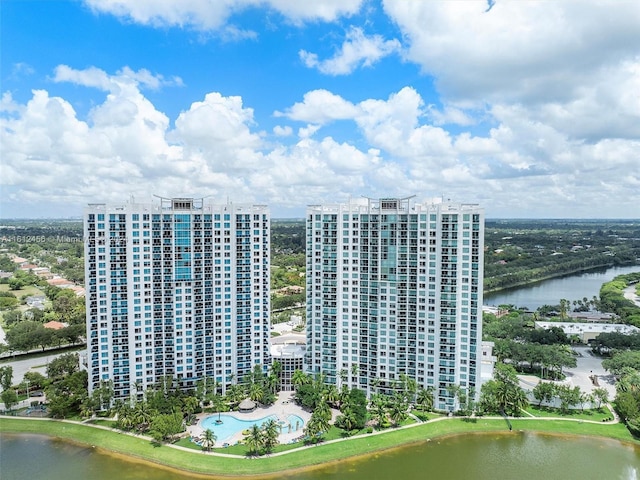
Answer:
534;321;639;335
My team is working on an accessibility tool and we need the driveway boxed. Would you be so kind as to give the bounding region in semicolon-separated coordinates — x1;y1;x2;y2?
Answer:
563;346;616;397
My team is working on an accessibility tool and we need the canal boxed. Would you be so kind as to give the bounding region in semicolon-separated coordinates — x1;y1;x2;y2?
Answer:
484;264;640;311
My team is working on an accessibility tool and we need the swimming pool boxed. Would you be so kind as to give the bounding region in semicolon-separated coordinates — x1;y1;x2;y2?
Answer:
200;414;305;442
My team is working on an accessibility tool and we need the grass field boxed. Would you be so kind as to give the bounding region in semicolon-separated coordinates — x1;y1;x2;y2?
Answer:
1;416;636;477
0;283;45;299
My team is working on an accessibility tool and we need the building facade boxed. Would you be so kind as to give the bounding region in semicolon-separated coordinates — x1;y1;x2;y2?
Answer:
305;197;483;411
270;342;306;391
84;197;271;401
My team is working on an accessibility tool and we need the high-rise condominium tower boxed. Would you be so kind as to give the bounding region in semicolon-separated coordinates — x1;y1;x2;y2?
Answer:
84;197;270;401
305;197;483;411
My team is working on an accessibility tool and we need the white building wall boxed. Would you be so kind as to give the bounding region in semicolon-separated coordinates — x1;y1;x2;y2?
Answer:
305;197;484;410
84;198;270;401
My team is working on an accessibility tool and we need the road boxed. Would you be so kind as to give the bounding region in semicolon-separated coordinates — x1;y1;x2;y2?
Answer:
563;346;617;398
0;348;83;385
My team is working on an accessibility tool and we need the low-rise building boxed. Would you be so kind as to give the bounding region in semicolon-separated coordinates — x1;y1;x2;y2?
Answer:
534;321;639;343
270;342;305;391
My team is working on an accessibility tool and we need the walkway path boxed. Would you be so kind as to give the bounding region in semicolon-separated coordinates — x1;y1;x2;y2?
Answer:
1;407;621;460
623;285;640;307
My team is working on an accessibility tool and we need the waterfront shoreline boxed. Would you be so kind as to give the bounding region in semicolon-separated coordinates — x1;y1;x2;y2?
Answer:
484;262;640;297
1;416;637;478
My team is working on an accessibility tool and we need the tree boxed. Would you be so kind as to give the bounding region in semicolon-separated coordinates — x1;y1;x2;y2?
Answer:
480;364;529;416
262;419;280;453
603;350;640;376
1;389;18;411
201;428;217;452
291;369;310;390
2;310;22;326
338;368;348;388
150;411;184;443
389;393;408;426
336;405;358;431
304;410;329;443
614;391;639;422
23;371;46;391
249;382;265;404
370;394;388;428
91;379;114;411
0;366;13;391
557;385;581;414
416;386;434;412
6;321;48;352
343;388;368;430
532;382;556;407
47;353;79;380
324;384;339;408
244;424;264;455
592;387;609;410
46;370;88;419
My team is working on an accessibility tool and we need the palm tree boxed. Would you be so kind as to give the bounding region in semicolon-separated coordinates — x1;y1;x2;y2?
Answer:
447;384;462;412
210;394;225;421
266;373;279;395
416;387;434;412
370;394;388;428
201;428;217;452
270;360;282;379
225;384;245;408
324;384;339;408
292;369;309;390
389;393;408;426
80;398;95;419
305;410;329;443
339;405;358;431
338;368;348;388
262;419;280;453
249;382;265;404
133;402;154;433
244;424;264;456
371;377;382;395
315;397;332;423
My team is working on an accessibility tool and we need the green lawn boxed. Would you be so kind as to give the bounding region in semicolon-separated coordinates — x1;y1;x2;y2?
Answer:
0;283;45;299
1;416;636;477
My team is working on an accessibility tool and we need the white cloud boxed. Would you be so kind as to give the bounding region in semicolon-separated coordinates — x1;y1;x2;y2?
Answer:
173;91;263;171
298;124;320;139
84;0;364;31
273;125;292;137
53;65;183;92
10;63;35;80
53;65;112;91
2;62;640;218
383;1;640;105
427;105;476;127
299;26;401;75
277;89;358;124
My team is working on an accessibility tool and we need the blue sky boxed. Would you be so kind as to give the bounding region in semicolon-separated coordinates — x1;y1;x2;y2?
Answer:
1;0;639;218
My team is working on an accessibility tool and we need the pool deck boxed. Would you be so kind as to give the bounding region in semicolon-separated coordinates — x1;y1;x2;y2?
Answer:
187;391;331;448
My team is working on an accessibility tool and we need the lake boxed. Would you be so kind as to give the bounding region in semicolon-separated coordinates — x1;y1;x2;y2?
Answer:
484;264;640;311
1;432;639;480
